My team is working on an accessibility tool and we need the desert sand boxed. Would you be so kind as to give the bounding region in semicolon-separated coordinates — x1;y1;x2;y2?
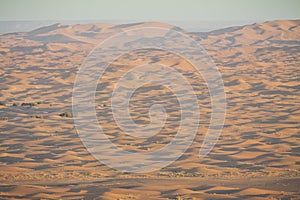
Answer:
0;20;299;199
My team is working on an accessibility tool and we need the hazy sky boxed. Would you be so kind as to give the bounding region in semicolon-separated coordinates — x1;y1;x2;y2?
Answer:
0;0;299;21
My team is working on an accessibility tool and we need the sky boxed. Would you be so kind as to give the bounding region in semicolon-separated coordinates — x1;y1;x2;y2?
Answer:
0;0;299;34
0;0;299;21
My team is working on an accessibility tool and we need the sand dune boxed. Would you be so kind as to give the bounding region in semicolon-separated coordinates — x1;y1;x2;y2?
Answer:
0;20;299;199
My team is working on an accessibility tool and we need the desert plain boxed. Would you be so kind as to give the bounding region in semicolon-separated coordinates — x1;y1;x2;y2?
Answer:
0;20;299;199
